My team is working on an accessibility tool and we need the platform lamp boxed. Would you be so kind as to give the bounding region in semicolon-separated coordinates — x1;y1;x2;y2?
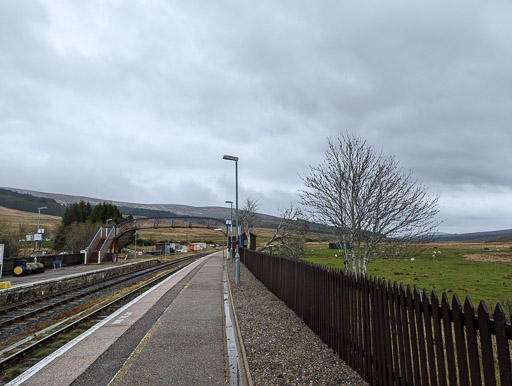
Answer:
223;155;240;284
225;200;233;261
105;218;112;237
34;206;47;264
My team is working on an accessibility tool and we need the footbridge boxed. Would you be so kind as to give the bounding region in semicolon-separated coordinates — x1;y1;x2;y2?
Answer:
84;216;228;264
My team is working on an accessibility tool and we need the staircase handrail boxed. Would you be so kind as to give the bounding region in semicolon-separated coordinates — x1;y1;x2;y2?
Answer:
86;226;102;251
99;226;115;252
97;226;116;263
84;226;103;264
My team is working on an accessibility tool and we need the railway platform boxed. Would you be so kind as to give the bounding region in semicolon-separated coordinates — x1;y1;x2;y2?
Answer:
8;252;240;385
5;259;146;287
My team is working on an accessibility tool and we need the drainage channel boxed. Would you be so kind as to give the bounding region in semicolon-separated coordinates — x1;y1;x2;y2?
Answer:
223;265;241;386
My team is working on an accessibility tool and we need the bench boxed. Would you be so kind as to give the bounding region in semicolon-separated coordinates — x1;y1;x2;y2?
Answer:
53;260;66;269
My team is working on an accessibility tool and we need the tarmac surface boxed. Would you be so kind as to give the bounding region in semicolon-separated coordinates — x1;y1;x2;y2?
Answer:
8;252;229;385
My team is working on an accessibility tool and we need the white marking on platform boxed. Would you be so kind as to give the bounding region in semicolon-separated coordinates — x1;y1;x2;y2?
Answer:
112;312;132;324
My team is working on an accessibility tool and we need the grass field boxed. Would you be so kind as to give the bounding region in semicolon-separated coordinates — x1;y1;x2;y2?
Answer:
305;242;512;313
0;206;62;237
133;227;328;247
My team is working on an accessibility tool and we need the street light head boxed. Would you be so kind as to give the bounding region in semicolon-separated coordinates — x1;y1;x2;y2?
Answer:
225;200;233;204
38;206;48;210
223;155;238;161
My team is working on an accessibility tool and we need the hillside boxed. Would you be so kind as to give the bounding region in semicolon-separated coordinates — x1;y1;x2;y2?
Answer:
0;187;285;229
4;187;511;241
435;228;512;242
0;206;62;236
0;188;178;220
0;188;65;216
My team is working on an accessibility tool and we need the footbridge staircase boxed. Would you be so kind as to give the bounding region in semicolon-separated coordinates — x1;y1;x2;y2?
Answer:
84;216;227;264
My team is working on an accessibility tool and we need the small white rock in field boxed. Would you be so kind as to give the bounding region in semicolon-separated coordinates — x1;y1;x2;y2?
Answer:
411;258;415;261
335;254;338;257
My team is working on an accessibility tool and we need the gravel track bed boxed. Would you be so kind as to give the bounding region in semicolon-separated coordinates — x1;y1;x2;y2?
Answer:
228;260;368;385
0;273;152;344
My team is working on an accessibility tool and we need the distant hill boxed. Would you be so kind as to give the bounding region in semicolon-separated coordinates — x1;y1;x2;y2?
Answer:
4;187;511;240
0;188;175;219
434;229;512;242
0;188;66;216
1;187;285;228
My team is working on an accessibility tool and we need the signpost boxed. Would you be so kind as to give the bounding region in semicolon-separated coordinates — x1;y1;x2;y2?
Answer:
0;244;4;280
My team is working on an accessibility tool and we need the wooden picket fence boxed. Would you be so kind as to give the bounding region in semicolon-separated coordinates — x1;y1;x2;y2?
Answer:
241;249;512;385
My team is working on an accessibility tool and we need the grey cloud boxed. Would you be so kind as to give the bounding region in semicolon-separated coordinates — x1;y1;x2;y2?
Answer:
1;0;512;233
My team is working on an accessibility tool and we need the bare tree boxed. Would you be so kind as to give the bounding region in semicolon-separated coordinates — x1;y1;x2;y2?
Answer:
63;221;99;253
258;204;308;258
299;132;439;275
239;197;259;250
0;221;20;257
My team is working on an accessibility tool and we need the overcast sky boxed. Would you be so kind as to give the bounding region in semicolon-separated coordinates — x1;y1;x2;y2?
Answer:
1;1;511;234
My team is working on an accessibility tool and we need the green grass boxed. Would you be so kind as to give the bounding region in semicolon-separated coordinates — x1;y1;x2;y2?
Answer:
304;245;512;313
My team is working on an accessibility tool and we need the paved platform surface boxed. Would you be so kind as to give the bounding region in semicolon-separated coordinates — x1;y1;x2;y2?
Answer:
9;252;227;385
108;252;226;385
5;259;151;287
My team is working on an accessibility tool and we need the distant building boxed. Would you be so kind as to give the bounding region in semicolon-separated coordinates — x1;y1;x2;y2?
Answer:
191;242;206;250
155;243;174;254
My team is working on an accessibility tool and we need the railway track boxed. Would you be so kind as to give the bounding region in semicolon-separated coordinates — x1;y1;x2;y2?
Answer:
0;253;208;382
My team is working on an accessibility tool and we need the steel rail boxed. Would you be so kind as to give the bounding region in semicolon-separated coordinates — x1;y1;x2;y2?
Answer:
0;256;197;327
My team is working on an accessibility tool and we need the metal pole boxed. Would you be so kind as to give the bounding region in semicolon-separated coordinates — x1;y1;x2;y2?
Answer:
230;202;233;238
225;200;233;261
134;231;137;260
35;206;47;264
235;160;240;284
223;155;240;284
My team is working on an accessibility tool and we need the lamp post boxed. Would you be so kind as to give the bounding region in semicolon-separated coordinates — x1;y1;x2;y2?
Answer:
134;231;138;260
223;155;240;284
225;200;233;261
35;206;47;263
105;218;112;237
105;218;113;256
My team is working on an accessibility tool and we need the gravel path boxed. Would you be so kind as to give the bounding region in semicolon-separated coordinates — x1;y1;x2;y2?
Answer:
228;260;368;385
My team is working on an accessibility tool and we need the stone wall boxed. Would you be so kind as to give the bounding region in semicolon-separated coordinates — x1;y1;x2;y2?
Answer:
0;259;158;307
